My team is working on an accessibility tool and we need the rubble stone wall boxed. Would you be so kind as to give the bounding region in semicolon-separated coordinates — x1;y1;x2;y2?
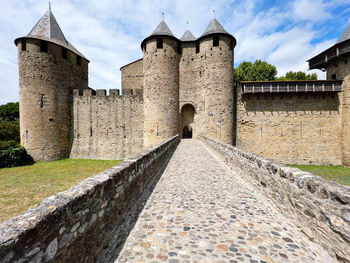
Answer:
200;135;350;262
0;135;179;263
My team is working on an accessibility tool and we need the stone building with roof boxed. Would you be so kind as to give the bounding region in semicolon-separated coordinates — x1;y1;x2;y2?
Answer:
14;7;350;166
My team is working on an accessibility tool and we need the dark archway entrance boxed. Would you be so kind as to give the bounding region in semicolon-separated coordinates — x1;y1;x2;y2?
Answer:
183;126;192;138
181;104;195;139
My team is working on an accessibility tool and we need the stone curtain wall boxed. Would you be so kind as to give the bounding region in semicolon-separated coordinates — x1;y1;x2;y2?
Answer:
199;135;350;262
70;89;144;160
120;58;144;95
0;135;180;263
236;90;343;165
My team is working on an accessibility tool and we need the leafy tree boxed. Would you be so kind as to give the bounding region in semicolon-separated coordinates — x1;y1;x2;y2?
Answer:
0;120;20;142
234;60;277;85
276;71;317;81
0;102;19;121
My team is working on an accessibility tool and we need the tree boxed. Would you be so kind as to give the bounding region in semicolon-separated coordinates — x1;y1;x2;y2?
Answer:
0;102;19;121
234;60;277;85
276;71;317;81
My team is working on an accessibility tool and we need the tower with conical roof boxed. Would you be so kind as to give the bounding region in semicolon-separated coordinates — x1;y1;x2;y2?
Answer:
14;5;89;161
193;13;236;144
141;15;181;148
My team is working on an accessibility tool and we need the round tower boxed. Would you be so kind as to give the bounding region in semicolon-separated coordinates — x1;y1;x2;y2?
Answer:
196;16;236;144
14;7;89;161
141;18;180;148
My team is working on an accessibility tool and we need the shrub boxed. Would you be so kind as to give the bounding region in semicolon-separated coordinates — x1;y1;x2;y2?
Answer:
0;147;27;168
0;140;20;150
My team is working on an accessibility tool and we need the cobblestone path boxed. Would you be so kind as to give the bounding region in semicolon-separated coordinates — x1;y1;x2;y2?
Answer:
115;139;334;263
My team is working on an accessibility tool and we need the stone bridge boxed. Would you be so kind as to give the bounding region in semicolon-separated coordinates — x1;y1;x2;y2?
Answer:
1;136;349;263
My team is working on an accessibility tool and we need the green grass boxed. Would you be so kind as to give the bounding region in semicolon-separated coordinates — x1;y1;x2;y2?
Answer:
290;164;350;186
0;159;121;222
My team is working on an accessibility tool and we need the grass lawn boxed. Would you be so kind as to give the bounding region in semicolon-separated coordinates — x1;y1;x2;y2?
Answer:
0;159;121;222
290;165;350;186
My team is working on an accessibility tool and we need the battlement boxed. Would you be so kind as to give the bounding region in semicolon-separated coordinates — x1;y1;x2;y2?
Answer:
73;88;143;99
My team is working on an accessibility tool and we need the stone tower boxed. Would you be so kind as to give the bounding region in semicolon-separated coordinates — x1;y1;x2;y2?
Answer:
178;16;236;144
198;17;235;144
141;18;180;148
14;7;89;161
308;23;350;166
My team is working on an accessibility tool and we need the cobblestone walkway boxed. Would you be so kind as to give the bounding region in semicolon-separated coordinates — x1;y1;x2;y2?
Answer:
115;139;334;263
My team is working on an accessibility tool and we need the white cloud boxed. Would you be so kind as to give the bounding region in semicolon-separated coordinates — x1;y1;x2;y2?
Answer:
0;0;346;104
292;0;331;22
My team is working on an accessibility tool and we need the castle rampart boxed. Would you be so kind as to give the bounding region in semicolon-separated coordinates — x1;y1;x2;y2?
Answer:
70;89;144;160
236;83;343;165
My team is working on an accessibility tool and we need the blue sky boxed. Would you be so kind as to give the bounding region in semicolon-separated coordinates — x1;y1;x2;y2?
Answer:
0;0;350;104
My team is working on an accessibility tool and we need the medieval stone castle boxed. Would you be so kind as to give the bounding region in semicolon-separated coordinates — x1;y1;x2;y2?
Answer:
15;7;350;166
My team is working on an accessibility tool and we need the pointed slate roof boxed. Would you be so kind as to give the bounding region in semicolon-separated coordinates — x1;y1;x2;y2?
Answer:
15;7;88;60
151;20;174;37
337;23;350;44
201;18;229;37
180;30;196;41
28;8;68;44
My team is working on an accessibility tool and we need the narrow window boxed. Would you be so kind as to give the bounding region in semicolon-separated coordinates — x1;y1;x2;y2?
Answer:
62;47;67;59
177;42;182;54
331;74;337;80
25;129;29;142
90;127;93;137
40;94;44;108
76;56;81;65
213;36;219;47
40;40;48;53
196;42;200;53
157;38;163;49
21;40;26;51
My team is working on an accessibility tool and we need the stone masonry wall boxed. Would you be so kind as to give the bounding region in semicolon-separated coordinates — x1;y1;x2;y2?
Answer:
18;38;88;161
327;53;350;166
236;89;343;165
120;58;144;94
70;89;144;160
200;135;350;262
0;135;179;263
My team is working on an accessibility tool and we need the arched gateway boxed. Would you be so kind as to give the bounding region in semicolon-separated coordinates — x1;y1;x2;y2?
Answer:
181;104;195;139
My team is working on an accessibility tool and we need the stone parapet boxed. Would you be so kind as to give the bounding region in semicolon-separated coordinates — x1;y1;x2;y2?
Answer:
199;135;350;262
0;135;180;263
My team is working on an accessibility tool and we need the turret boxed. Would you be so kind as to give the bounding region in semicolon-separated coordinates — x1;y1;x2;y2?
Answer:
195;15;236;144
141;17;180;148
309;22;350;166
14;6;89;161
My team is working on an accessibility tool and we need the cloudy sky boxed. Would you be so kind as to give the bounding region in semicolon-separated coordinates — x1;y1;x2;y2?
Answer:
1;0;350;104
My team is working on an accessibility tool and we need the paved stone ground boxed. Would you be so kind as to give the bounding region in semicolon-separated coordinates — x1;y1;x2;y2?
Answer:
115;139;334;263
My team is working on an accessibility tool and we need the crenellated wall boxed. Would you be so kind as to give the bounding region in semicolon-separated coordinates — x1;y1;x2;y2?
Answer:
70;89;144;160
